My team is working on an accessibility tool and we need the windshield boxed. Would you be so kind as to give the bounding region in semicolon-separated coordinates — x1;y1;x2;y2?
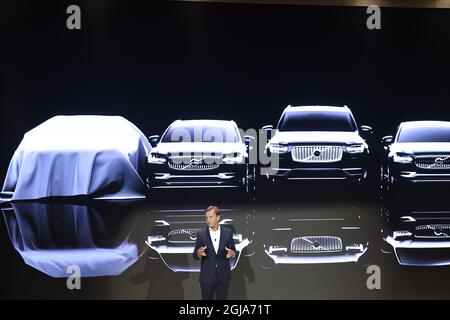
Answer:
397;124;450;143
161;123;240;143
277;110;357;132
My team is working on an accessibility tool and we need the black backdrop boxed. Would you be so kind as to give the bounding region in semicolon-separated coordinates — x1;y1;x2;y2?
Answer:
2;0;450;182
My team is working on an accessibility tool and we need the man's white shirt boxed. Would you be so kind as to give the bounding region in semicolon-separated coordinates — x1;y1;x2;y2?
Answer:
209;225;221;254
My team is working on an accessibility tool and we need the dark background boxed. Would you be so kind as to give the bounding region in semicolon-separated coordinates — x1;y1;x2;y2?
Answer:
2;1;450;182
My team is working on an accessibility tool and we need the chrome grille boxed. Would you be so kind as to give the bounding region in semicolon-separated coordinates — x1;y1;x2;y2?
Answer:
290;236;342;253
415;224;450;238
167;228;202;243
415;155;450;169
168;155;222;170
291;146;343;163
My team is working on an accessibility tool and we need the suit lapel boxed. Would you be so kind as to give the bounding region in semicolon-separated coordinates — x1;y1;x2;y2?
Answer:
218;225;226;255
205;226;216;257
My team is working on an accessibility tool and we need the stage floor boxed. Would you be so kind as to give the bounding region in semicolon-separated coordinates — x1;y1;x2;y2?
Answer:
2;185;450;300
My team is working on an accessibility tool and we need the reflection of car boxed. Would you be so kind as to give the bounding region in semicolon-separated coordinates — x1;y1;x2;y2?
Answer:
145;207;253;272
381;121;450;199
2;201;144;277
145;120;255;193
263;105;371;184
382;209;450;266
258;204;369;267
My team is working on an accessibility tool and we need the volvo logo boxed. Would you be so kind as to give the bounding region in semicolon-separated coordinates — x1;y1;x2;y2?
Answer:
425;156;450;168
433;226;448;237
434;156;449;166
420;224;450;238
434;230;446;237
189;230;198;241
175;229;199;241
313;150;321;157
189;157;203;167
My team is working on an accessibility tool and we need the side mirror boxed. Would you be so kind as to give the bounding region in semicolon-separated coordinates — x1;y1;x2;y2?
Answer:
244;135;256;144
360;125;373;135
262;125;273;140
244;135;256;151
381;135;393;145
148;135;160;147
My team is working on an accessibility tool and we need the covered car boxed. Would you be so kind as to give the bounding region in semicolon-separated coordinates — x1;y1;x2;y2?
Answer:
2;115;151;200
2;201;144;278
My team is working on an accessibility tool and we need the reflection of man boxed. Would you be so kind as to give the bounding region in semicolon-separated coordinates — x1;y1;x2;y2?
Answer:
193;206;236;300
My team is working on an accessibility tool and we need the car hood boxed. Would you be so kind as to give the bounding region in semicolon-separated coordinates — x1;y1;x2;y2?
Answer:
151;142;246;155
269;131;364;145
390;142;450;155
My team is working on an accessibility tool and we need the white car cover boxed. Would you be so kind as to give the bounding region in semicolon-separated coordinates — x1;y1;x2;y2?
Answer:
2;115;151;201
2;202;140;278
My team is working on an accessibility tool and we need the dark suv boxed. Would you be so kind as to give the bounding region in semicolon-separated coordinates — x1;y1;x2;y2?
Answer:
145;119;255;192
263;105;371;184
381;121;450;199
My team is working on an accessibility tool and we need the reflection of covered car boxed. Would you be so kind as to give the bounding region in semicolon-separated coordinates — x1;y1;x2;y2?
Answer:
260;204;369;266
383;210;450;266
2;115;151;201
145;208;253;272
2;201;143;277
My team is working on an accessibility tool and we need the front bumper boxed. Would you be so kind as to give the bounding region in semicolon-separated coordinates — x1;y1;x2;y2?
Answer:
265;149;368;183
390;161;450;185
264;249;366;264
146;164;247;189
396;171;450;184
269;167;366;182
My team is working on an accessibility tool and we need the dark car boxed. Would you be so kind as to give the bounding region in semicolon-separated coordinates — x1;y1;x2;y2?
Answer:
262;105;372;184
381;121;450;202
145;119;255;193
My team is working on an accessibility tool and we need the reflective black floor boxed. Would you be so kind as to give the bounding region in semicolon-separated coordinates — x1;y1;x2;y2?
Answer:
2;184;450;299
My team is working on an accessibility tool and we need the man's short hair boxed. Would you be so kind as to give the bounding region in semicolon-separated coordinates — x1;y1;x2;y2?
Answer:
205;205;220;216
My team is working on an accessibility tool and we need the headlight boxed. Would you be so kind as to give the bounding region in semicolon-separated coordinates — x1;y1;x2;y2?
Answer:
268;245;287;254
223;153;245;164
393;230;412;239
345;144;365;153
147;153;166;164
393;154;413;164
268;144;290;154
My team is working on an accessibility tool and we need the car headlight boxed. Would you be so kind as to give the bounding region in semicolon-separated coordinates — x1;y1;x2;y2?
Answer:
393;153;413;164
345;144;365;153
393;230;412;240
268;245;288;254
268;144;290;154
223;153;245;164
147;153;166;164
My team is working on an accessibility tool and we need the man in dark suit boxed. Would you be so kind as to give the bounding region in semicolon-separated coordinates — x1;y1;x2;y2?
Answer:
193;205;237;300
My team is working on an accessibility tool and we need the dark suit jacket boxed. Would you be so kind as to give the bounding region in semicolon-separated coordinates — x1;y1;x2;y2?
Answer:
193;225;237;284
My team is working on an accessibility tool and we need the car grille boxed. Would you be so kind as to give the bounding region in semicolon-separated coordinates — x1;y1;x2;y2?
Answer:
167;228;202;243
168;155;222;170
415;224;450;238
290;236;342;253
291;146;343;163
415;155;450;169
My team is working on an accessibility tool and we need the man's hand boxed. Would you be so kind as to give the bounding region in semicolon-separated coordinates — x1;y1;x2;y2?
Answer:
225;246;235;259
197;245;207;258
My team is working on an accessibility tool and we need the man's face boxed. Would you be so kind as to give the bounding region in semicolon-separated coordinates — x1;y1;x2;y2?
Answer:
205;210;220;228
